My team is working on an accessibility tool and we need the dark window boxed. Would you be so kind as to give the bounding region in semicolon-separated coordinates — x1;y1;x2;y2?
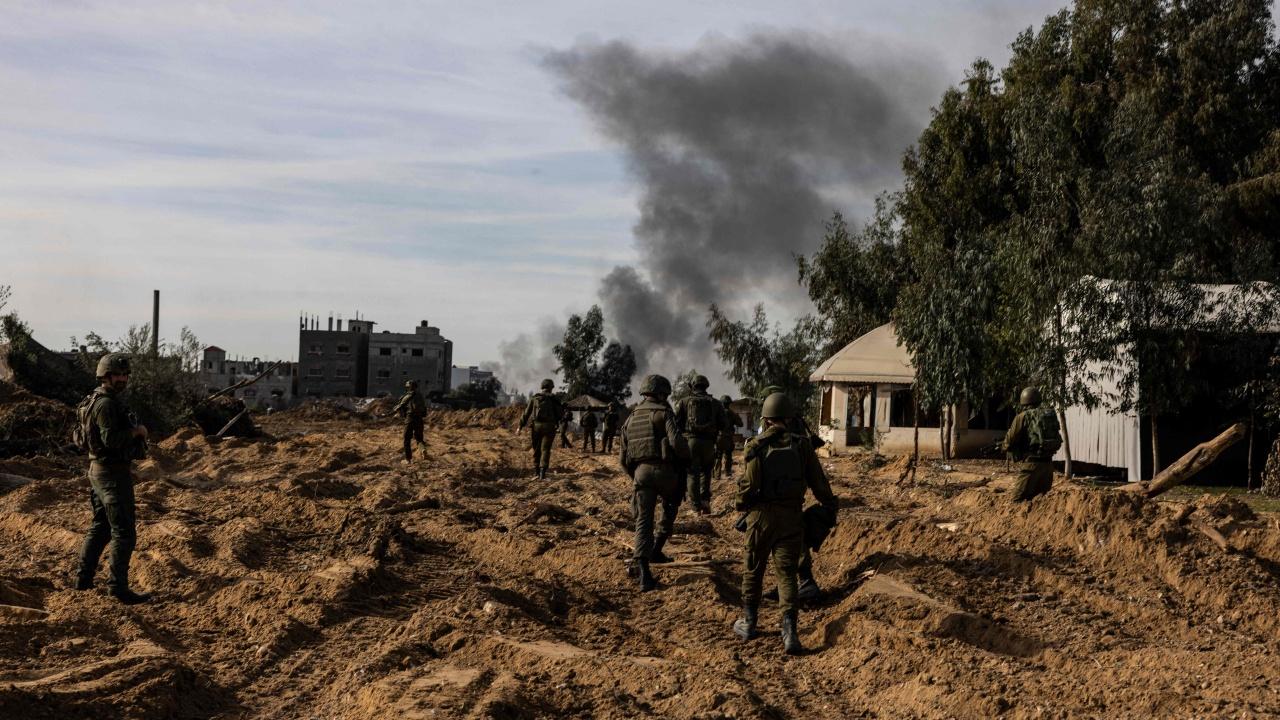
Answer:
336;344;350;355
402;348;408;354
309;344;322;355
411;348;423;357
376;369;391;379
308;367;323;377
379;347;392;356
335;367;350;378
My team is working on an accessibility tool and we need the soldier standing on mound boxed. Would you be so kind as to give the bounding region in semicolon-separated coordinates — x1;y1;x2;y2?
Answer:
73;353;152;605
674;375;727;515
390;379;428;463
559;407;574;448
620;375;689;591
580;409;599;453
1002;387;1061;502
518;379;563;480
602;402;621;454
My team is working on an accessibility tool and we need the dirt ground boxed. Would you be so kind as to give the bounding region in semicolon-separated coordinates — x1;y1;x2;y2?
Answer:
2;406;1280;719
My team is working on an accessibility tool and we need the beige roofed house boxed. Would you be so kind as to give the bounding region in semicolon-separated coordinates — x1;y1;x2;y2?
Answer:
810;323;1006;457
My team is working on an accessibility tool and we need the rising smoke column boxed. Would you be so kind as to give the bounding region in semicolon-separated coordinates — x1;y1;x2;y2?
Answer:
543;34;939;381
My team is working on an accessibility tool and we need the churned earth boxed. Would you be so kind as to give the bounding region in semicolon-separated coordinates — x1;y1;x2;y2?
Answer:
1;404;1279;719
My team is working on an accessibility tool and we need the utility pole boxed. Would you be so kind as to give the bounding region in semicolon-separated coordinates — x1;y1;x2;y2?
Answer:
151;290;160;356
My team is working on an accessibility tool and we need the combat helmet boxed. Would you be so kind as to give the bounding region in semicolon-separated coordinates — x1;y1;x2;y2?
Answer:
405;379;418;390
640;374;672;398
761;392;794;420
95;353;131;379
758;384;784;400
540;378;555;391
721;395;732;404
1019;387;1042;407
692;374;710;390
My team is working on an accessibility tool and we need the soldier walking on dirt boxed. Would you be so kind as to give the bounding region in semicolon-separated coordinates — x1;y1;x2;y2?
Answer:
73;353;152;605
580;409;599;453
1002;387;1061;502
674;375;727;515
714;395;743;479
602;402;621;454
620;375;689;591
559;407;574;448
732;393;838;654
518;379;563;481
391;380;428;464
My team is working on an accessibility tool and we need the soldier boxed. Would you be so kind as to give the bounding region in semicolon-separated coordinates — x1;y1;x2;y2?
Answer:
74;353;151;604
620;375;689;591
559;407;574;448
602;402;621;454
518;379;562;480
1002;387;1061;502
674;375;727;515
714;395;743;479
580;409;599;453
391;380;428;464
732;392;838;655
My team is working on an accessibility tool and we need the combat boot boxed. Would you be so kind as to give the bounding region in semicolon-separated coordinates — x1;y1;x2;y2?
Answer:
72;568;94;591
109;588;152;605
637;559;657;592
780;609;803;655
797;578;821;601
650;534;673;564
732;605;758;640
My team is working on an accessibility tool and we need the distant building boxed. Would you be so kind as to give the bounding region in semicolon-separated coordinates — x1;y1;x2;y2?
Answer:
450;365;494;390
296;315;452;399
201;346;295;410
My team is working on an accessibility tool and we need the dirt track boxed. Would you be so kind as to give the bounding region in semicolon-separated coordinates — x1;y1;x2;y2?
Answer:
2;407;1280;718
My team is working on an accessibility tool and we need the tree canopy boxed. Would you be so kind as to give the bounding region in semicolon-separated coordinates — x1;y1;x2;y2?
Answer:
552;305;638;403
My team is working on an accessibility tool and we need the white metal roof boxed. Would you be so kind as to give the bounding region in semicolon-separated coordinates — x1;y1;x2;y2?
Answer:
809;323;915;384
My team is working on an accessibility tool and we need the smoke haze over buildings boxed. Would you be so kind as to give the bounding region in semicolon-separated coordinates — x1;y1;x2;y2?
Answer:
494;33;944;392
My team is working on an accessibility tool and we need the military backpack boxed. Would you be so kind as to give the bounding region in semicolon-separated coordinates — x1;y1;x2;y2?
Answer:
685;394;720;435
72;392;100;454
531;394;560;424
1026;407;1062;460
746;432;806;505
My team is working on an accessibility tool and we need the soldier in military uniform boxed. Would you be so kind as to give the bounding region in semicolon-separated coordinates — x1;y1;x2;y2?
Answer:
1002;387;1060;502
620;375;689;591
674;375;727;515
74;353;151;604
518;379;562;480
602;402;621;454
732;393;838;654
559;407;574;448
391;379;428;463
580;408;599;453
714;395;743;479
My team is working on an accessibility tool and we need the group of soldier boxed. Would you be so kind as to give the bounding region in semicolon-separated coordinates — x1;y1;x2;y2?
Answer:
71;350;1058;658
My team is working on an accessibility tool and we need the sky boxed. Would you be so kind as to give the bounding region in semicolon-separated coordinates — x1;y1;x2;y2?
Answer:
2;0;1167;392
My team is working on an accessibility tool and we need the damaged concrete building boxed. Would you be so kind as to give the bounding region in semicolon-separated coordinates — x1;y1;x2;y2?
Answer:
201;347;295;410
296;314;453;399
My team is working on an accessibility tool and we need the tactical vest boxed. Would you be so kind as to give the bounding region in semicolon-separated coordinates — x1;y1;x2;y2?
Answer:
685;394;719;436
1026;407;1062;460
750;432;807;505
531;394;559;424
624;405;667;464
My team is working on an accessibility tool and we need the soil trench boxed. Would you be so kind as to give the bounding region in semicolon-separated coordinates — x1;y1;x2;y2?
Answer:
2;407;1280;719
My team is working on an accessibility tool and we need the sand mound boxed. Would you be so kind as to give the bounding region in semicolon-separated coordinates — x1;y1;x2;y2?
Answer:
0;381;74;456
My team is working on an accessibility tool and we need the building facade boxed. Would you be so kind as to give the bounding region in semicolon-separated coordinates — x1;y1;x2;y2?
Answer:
201;346;295;410
449;365;494;390
296;315;452;399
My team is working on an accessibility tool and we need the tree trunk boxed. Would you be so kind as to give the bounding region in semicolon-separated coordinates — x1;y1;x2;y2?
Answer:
1262;435;1280;498
949;403;961;460
912;388;920;473
1150;415;1161;477
1057;407;1073;479
1143;423;1247;498
1246;413;1255;491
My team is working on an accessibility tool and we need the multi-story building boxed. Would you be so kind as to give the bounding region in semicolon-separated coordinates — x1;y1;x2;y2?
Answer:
367;321;453;397
449;365;494;389
296;315;452;399
201;346;295;410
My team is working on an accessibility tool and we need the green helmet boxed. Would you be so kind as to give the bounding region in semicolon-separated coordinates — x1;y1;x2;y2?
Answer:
95;353;131;379
1019;387;1042;407
761;392;794;420
693;374;710;390
640;374;672;397
540;378;554;391
721;395;732;404
758;385;784;400
405;379;418;390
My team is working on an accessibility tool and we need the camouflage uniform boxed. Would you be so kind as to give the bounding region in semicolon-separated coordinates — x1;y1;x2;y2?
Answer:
519;388;563;480
392;387;428;462
674;382;728;514
714;397;743;479
1003;409;1055;501
580;410;599;452
76;362;149;603
620;379;689;591
602;404;621;453
559;408;574;448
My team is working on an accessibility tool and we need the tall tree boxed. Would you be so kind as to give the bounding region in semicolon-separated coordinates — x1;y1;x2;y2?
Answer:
707;304;823;406
591;341;637;403
553;306;606;398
